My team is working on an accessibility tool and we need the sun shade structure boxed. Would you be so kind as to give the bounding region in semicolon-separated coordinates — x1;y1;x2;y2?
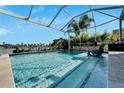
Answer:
0;5;124;41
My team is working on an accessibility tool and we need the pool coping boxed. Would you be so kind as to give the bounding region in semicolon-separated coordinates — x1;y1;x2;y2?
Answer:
9;50;87;56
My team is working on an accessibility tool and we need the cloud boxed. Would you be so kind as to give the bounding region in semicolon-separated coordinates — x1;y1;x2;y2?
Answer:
33;6;58;16
14;19;40;32
33;16;51;25
0;28;10;36
0;5;7;9
33;6;46;13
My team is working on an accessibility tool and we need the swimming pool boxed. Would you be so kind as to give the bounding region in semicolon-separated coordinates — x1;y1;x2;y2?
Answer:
10;51;107;88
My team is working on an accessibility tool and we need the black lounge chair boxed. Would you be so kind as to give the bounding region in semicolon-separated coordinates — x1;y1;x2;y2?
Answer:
88;45;104;57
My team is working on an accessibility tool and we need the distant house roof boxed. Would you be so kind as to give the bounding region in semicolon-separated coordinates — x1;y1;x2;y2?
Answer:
112;28;124;34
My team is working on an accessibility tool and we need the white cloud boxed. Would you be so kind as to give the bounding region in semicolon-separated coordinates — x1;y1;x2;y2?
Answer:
33;6;46;13
33;6;58;15
0;28;10;36
33;16;51;25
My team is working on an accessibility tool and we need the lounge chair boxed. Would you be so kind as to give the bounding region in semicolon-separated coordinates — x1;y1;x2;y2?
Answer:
88;45;104;57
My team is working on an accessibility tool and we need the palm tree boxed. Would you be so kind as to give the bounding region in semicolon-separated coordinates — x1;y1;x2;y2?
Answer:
67;20;80;36
67;14;93;49
79;15;93;32
67;15;93;36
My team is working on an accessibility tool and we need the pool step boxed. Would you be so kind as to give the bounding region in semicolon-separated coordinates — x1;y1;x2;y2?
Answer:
48;57;89;88
52;57;98;88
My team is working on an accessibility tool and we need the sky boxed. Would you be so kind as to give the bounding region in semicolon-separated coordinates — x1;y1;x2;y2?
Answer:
0;5;123;44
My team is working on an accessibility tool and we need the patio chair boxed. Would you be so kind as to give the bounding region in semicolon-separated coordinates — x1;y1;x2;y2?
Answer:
88;45;104;57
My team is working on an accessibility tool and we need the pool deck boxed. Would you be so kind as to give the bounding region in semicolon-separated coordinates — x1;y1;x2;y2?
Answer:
0;54;15;88
109;52;124;88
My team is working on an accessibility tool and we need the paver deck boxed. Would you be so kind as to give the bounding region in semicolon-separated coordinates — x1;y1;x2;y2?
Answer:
108;52;124;88
0;54;15;88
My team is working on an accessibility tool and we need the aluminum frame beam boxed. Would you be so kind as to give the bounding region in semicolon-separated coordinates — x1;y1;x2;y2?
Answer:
61;5;124;31
119;8;124;42
0;5;124;33
94;10;120;19
0;8;65;32
120;8;124;20
119;19;123;42
88;18;118;29
89;5;97;41
26;5;34;20
48;5;66;27
65;18;118;33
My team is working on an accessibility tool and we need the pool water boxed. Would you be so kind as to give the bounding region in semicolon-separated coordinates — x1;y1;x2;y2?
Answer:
10;51;107;88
